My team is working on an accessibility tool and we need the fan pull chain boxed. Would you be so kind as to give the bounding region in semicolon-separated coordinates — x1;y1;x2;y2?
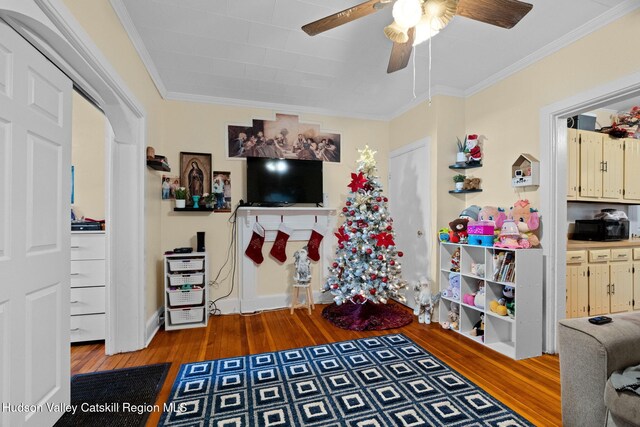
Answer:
428;18;433;107
412;50;416;99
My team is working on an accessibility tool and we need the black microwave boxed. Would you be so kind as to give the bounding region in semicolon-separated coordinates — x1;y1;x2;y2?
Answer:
572;219;629;241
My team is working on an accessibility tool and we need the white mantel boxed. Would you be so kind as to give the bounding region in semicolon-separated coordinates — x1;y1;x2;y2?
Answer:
237;206;336;313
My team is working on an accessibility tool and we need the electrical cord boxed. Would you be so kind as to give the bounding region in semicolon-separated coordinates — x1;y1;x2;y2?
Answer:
208;202;241;316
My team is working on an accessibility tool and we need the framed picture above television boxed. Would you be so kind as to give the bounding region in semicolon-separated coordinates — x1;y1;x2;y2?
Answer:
227;113;340;162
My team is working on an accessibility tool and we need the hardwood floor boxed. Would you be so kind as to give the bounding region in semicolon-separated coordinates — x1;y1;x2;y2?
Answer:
70;304;562;426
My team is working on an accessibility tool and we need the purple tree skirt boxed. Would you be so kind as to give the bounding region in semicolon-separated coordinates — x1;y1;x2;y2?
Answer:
322;302;413;331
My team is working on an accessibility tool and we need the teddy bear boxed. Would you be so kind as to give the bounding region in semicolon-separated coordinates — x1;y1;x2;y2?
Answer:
463;177;482;190
489;285;515;316
508;199;541;248
442;273;460;300
441;302;459;330
412;279;441;324
450;248;460;272
470;314;485;337
448;218;469;243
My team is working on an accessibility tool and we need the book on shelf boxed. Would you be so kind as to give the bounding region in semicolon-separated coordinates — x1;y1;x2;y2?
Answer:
493;251;515;283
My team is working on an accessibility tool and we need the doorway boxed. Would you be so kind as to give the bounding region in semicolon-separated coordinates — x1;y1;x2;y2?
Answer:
0;4;147;356
541;70;640;353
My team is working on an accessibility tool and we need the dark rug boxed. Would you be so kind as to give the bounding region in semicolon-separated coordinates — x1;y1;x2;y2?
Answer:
159;334;533;426
322;302;413;330
55;363;170;427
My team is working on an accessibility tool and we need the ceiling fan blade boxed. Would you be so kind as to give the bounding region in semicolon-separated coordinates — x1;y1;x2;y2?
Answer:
387;27;415;73
456;0;533;29
302;0;389;36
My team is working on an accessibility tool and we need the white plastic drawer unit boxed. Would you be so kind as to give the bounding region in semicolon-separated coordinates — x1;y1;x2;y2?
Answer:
70;233;106;260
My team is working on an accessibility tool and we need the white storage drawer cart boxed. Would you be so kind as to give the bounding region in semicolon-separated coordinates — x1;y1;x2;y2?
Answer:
163;252;209;330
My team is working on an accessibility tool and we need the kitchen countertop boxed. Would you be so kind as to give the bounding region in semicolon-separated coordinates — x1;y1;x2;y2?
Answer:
567;238;640;250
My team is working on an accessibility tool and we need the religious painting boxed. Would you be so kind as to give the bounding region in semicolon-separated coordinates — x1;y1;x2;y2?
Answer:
227;113;341;162
179;152;211;206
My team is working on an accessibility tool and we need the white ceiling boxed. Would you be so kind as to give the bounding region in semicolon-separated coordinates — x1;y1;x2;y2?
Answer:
111;0;639;119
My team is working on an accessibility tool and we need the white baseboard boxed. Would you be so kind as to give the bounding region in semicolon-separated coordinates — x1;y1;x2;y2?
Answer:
211;291;333;315
145;306;164;347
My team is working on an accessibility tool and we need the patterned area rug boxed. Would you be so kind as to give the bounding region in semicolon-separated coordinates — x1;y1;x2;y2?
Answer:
159;334;532;426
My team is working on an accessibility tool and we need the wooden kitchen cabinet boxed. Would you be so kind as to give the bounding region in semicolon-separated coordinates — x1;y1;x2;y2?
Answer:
568;130;626;202
609;262;633;313
588;263;610;316
566;264;588;318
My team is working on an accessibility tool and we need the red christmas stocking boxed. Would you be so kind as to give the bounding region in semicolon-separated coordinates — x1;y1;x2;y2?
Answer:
245;222;265;265
269;223;292;263
306;223;325;262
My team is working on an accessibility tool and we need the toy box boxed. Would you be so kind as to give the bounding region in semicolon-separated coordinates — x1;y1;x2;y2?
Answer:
467;221;494;236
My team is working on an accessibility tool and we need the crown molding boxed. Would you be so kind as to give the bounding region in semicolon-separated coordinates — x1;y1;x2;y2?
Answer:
389;85;465;120
109;0;167;98
163;90;390;121
464;0;640;98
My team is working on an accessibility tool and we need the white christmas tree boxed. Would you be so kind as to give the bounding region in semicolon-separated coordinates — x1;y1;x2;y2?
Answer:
323;146;407;305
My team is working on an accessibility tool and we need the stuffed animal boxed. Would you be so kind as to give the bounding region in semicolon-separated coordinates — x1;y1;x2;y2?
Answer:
450;248;460;272
470;314;485;337
463;177;482;190
412;279;441;324
478;206;506;234
508;199;541;248
442;273;460;300
462;292;475;306
465;135;482;164
470;263;485;278
489;286;515;316
448;218;469;243
474;283;486;309
494;219;522;248
441;303;459;330
459;205;481;222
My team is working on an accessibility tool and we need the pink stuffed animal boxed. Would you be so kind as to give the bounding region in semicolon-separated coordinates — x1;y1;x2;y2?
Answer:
478;206;506;240
508;200;540;248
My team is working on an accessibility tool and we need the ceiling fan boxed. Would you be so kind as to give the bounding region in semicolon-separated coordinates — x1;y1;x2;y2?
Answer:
302;0;533;73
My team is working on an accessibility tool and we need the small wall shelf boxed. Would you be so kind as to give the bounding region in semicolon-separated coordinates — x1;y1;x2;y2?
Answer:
174;207;214;212
147;159;170;172
449;163;482;170
449;189;483;194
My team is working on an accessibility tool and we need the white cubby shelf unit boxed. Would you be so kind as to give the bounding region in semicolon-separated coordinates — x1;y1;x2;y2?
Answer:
163;252;209;331
439;242;543;360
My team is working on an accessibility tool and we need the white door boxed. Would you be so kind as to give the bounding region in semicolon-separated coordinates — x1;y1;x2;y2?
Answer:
388;140;431;309
0;21;72;426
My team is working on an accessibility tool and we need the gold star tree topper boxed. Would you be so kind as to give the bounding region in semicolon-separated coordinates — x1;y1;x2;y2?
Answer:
357;145;377;173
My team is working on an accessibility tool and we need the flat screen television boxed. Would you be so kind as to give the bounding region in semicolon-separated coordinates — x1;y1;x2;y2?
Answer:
246;157;323;206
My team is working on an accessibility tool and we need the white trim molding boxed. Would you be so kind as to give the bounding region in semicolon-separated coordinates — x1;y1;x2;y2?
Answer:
0;0;148;354
540;70;640;353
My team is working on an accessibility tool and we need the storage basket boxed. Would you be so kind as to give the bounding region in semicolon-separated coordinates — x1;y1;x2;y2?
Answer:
168;273;204;287
168;258;204;272
168;288;204;307
169;307;205;325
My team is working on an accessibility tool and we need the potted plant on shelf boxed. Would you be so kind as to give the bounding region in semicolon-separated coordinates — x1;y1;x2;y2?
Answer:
453;174;466;191
456;137;466;164
175;187;188;208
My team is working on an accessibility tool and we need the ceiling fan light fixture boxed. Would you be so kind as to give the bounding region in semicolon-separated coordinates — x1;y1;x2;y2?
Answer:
392;0;423;29
423;0;458;29
384;21;410;43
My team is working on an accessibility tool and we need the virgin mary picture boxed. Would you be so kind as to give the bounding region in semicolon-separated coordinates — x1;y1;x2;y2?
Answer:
179;152;211;204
